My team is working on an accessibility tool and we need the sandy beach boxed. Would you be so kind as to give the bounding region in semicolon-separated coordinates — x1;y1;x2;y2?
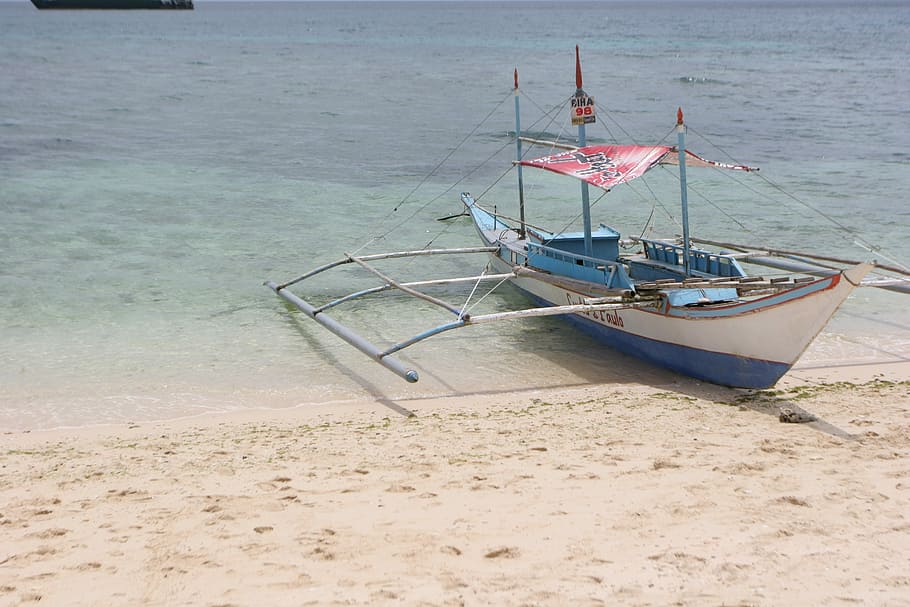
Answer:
2;361;909;607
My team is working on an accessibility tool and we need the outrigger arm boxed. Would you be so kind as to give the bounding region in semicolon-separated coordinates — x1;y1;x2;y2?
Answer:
265;247;500;383
266;247;662;383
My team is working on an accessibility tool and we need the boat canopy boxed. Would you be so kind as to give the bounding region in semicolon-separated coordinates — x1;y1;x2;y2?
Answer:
519;144;757;192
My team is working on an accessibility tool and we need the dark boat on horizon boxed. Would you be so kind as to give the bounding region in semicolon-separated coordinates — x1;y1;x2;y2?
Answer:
31;0;193;8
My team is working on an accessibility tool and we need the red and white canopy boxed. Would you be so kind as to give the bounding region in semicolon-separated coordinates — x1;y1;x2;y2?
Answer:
519;144;757;192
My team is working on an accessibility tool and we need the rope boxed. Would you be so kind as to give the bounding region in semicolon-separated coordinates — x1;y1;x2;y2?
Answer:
459;267;486;320
351;89;514;256
686;124;909;272
464;266;518;315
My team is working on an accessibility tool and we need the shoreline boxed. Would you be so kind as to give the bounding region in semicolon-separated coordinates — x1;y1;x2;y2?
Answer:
2;365;909;605
3;357;909;439
3;300;908;434
3;357;909;440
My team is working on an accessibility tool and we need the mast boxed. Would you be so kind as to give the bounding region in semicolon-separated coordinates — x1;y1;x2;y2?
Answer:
677;107;692;276
572;46;595;258
514;68;526;239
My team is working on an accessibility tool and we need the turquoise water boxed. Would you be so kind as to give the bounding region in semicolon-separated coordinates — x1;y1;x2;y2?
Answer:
1;1;909;430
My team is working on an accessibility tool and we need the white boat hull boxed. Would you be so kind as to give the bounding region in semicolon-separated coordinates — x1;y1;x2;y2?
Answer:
473;219;870;389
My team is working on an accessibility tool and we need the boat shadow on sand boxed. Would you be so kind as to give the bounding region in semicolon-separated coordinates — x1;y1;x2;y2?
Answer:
283;306;862;439
512;342;866;441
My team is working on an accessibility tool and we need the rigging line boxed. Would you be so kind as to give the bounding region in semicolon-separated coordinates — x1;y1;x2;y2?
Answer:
419;96;568;231
590;116;679;235
686;124;906;267
637;205;658;240
625;175;682;233
392;89;512;214
471;99;570;205
517;97;570;156
419;137;524;252
467;203;555;236
351;89;514;256
655;125;678;146
519;91;570;136
595;108;619;143
611;127;684;237
592;100;636;143
423;100;573;253
543;188;610;243
685;124;748;166
424;155;532;250
689;183;751;233
588;108;679;229
593;172;687;242
465;269;518;314
459;267;487;320
517;93;572;151
619;146;679;228
517;92;576;150
854;241;910;274
655;163;752;234
752;169;891;255
591;96;678;148
470;165;514;205
519;88;559;117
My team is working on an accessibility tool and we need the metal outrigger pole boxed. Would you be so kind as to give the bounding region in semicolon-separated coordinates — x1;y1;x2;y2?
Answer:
514;68;527;240
677;107;692;277
265;246;659;384
265;246;498;383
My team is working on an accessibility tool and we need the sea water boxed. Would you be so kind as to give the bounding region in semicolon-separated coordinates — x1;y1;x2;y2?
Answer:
1;0;908;430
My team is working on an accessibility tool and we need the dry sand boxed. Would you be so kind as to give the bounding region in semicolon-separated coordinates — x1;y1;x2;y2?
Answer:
2;362;909;606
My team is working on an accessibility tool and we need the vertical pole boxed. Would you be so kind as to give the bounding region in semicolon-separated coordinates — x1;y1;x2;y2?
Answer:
514;69;526;239
676;107;691;276
575;47;593;258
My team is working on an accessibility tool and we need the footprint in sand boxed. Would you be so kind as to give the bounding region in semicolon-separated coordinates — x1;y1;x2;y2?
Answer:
27;527;69;539
776;495;810;507
386;484;416;493
484;546;519;559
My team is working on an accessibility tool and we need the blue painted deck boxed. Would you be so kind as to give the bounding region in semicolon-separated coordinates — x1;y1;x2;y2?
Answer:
640;238;746;278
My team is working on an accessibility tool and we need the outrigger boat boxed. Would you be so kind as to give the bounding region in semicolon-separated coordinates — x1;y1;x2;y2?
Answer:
266;48;909;390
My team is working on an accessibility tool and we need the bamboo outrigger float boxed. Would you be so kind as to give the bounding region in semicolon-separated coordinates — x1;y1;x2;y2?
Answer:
266;47;909;389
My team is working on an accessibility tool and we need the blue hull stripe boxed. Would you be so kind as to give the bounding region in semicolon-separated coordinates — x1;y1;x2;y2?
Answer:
527;293;789;389
468;202;792;388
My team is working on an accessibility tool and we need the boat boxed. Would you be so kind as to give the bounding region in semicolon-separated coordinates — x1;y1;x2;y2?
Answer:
266;47;909;390
31;0;193;9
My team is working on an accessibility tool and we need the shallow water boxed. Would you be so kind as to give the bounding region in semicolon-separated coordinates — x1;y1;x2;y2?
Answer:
1;1;908;430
